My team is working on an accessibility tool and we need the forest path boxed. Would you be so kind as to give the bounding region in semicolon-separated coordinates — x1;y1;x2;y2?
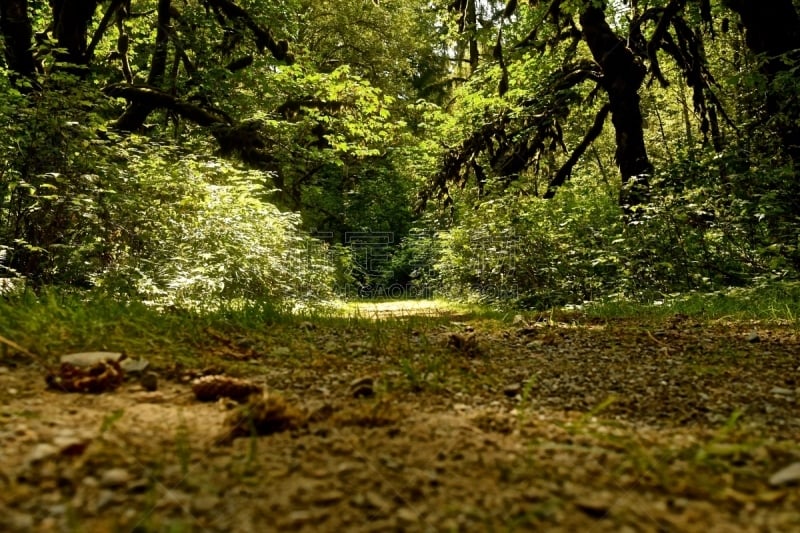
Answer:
342;299;470;319
2;310;799;532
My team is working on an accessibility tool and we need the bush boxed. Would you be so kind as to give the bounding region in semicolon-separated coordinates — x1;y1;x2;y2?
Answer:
428;164;779;308
94;142;337;309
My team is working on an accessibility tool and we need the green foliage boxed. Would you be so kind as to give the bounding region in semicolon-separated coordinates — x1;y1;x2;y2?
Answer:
425;133;796;307
0;71;337;308
584;281;800;324
94;141;336;309
2;0;799;310
432;180;620;307
0;71;117;285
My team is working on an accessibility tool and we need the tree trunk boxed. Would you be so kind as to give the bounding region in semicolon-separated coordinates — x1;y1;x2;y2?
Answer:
50;0;100;65
579;5;652;209
113;0;171;131
466;0;478;73
724;0;800;163
0;0;35;77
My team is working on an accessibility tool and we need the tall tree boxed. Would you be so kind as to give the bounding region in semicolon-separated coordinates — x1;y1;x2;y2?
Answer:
425;0;725;211
578;4;651;207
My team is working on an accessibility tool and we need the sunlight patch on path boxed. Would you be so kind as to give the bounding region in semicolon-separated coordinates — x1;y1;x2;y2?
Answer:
343;299;463;319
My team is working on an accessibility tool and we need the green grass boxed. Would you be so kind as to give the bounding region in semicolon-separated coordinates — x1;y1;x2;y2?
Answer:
0;289;286;368
582;281;800;324
2;282;797;371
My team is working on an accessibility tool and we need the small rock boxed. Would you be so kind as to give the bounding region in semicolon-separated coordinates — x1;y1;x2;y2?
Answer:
313;490;346;506
668;497;689;511
60;351;123;367
575;495;612;518
93;490;116;513
284;510;316;527
323;341;338;353
53;435;91;457
396;507;420;523
156;490;191;510
46;504;67;516
127;478;149;493
25;443;58;464
308;402;335;423
100;468;131;488
769;387;793;396
769;462;800;486
747;331;760;343
120;358;149;374
140;371;158;391
191;495;220;513
363;491;393;515
503;383;522;398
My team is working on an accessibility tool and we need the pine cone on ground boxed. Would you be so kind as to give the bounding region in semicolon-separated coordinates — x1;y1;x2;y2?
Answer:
220;393;306;443
191;375;262;403
46;360;125;393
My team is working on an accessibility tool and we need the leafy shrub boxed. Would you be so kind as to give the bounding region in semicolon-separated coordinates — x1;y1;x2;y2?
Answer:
95;143;337;309
432;182;621;307
0;71;127;286
428;162;781;308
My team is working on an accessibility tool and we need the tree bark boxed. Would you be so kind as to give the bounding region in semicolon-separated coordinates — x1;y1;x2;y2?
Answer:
465;0;478;73
724;0;800;79
580;5;652;209
113;0;171;131
0;0;36;77
724;0;800;163
50;0;101;65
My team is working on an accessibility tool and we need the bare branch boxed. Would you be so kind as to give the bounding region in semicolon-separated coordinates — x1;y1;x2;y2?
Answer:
544;103;610;198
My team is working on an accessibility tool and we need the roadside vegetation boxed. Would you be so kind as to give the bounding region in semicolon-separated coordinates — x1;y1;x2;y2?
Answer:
1;1;800;531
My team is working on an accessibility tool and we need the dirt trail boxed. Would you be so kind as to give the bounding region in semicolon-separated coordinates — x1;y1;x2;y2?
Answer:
1;313;799;532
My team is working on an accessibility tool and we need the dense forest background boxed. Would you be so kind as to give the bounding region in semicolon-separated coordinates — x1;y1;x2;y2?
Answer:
1;0;799;309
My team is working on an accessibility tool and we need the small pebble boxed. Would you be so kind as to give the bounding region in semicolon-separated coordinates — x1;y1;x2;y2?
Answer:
396;507;420;523
769;462;800;486
100;468;131;488
26;443;58;463
140;372;158;391
191;495;220;513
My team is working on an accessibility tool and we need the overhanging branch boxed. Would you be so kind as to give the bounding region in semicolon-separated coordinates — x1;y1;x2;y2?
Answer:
544;103;610;198
103;83;229;126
